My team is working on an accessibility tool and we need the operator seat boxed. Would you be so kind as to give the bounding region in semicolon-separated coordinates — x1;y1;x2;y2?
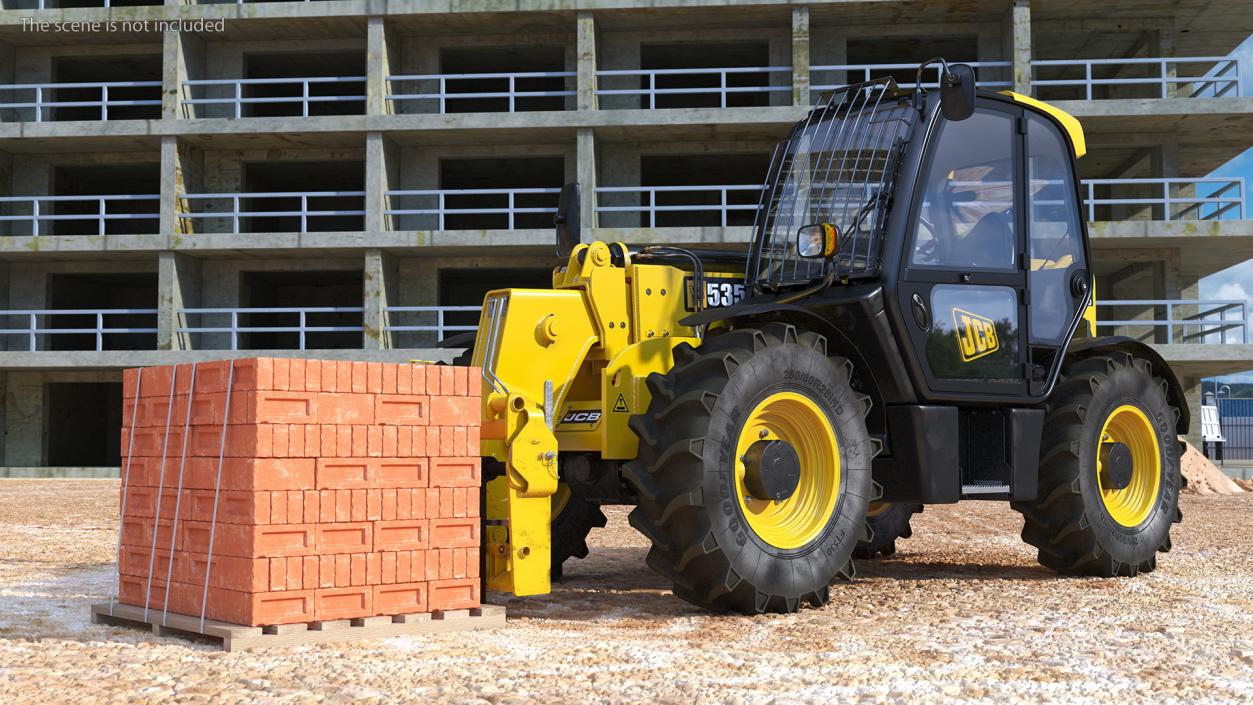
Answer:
954;211;1015;269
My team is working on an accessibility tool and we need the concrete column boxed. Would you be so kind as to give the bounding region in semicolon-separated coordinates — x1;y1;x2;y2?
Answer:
3;372;45;466
576;12;598;111
365;133;399;232
363;248;397;349
163;30;204;120
791;7;811;107
576;127;597;229
367;17;396;116
1004;0;1032;95
159;137;179;237
1182;376;1203;450
158;251;201;351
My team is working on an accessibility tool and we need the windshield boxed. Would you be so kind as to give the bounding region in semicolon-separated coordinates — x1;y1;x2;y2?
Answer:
748;81;915;288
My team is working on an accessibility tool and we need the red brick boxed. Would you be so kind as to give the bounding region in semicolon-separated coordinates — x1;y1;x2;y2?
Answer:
272;358;291;391
430;518;479;548
366;489;381;521
291;359;307;392
374;519;427;551
336;426;352;457
397;551;411;583
428;578;479;611
367;426;382;457
453;548;467;579
373;581;426;615
320;425;336;457
424;488;441;520
381;426;398;458
377;459;427;488
466;425;480;457
270;491;288;524
181;522;315;558
269;557;285;591
452;487;468;518
381;488;397;521
318;390;370;425
453;365;469;397
287;491;303;523
351;553;366;586
397;427;412;457
335;490;351;522
120;516;177;549
382;364;398;395
350;362;367;394
319;555;335;588
335;361;353;394
272;425;290;458
438;548;453;580
303;490;320;523
316;522;371;553
319;489;336;523
382;552;397;584
429;457;480;488
439;427;456;456
317;458;373;489
366;552;381;584
351;489;367;522
351;425;368;457
468;548;479;578
184;490;269;525
439;366;456;399
304;359;322;392
425;366;441;396
375;395;429;426
439;488;454;519
396;488;412;520
408;489;426;519
366;363;383;394
316;586;371;621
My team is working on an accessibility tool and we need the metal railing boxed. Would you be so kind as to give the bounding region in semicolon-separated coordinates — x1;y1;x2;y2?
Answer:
387;71;575;113
385;188;561;230
0;195;160;236
595;67;791;108
179;191;366;233
1031;57;1242;99
0;309;158;351
1082;177;1245;221
810;61;1012;95
178;307;364;350
595;185;764;227
1098;299;1248;344
0;81;162;122
181;77;366;118
383;306;481;340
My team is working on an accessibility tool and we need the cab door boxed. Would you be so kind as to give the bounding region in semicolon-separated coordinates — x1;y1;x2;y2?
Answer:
897;102;1030;399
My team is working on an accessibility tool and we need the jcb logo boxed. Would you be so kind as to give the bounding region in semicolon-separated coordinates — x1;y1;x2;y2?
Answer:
560;410;602;425
952;308;999;362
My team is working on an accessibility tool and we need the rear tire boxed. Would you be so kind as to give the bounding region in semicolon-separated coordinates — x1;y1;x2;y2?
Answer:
623;324;874;613
1014;351;1182;576
550;485;608;579
854;502;922;559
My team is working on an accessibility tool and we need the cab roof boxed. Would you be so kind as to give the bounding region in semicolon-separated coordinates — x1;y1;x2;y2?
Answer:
998;91;1087;158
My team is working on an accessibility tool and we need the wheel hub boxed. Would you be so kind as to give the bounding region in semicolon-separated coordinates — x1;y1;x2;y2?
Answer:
1098;442;1133;490
743;439;801;501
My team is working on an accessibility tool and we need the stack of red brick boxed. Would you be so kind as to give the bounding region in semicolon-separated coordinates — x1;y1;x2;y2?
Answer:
115;358;482;626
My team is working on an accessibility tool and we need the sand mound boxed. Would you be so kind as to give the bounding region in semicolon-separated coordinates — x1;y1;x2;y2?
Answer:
1180;440;1245;495
1235;478;1253;492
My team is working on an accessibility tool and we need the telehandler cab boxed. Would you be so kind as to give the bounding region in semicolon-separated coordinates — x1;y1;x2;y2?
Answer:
463;60;1188;614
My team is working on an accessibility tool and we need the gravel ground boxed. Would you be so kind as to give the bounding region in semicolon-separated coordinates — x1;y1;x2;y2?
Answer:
0;478;1250;705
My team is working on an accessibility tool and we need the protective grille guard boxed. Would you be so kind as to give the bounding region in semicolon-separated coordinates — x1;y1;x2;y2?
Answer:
748;78;916;290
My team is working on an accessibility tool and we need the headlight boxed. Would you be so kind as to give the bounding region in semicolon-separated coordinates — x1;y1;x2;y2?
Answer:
796;223;838;258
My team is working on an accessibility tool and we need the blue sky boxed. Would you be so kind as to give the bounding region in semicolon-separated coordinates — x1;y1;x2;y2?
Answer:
1196;34;1253;382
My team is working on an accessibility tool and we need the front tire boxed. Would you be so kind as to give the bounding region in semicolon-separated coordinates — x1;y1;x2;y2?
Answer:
1014;352;1182;576
623;324;874;613
854;502;922;559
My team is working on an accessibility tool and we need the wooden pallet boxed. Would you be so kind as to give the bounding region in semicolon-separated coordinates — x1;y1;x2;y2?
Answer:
90;602;506;652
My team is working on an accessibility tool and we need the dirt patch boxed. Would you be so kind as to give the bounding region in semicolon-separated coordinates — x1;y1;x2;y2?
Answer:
1181;441;1245;495
0;479;1251;704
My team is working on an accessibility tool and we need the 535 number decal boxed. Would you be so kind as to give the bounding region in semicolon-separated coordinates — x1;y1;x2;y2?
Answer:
686;277;747;310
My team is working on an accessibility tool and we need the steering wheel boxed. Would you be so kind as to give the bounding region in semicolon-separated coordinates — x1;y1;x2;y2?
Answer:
914;215;945;264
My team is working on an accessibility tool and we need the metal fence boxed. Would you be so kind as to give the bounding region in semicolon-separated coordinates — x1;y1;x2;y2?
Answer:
1097;299;1248;344
387;71;575;113
596;67;791;108
1031;56;1242;99
0;194;160;236
178;307;365;350
0;81;162;122
385;188;561;230
595;185;764;227
0;309;158;351
1082;177;1245;221
383;306;480;340
181;77;366;118
179;191;366;233
1217;398;1253;461
810;61;1012;96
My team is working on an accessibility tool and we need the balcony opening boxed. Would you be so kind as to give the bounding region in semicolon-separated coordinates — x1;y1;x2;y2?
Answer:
238;270;363;350
50;55;161;121
436;156;564;230
842;36;978;89
45;382;123;467
639;41;772;109
631;153;770;227
46;272;158;351
241;160;365;233
438;267;552;330
242;51;366;118
51;164;160;236
438;45;569;113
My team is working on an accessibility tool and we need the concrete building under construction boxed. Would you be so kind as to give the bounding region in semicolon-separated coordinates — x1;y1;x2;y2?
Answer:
0;0;1250;469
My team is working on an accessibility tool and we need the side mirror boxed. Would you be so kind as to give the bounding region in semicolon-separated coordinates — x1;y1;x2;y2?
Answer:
940;63;976;121
555;182;581;258
797;223;839;258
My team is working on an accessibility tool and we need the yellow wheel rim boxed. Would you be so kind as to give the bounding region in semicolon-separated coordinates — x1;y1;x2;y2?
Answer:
734;392;841;550
552;482;571;520
866;501;890;518
1096;404;1161;528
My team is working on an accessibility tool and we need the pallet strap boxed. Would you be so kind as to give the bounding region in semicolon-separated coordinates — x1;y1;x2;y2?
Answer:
199;359;235;632
143;366;179;622
161;363;197;625
110;367;144;617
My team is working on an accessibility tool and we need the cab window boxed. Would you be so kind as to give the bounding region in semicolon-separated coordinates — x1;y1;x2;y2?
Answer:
1026;112;1085;343
911;110;1017;270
